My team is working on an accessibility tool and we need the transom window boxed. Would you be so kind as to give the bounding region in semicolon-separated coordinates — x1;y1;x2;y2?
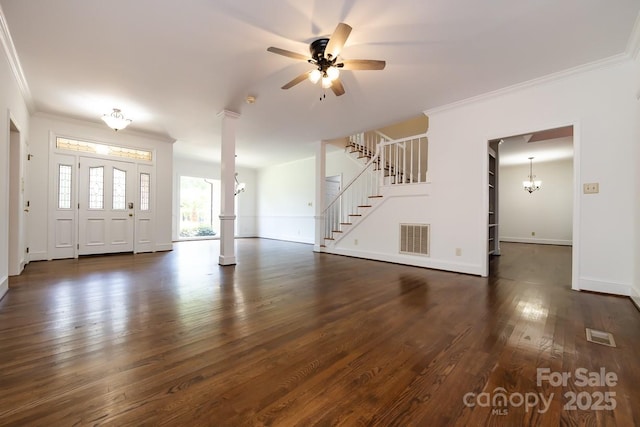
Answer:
56;137;152;161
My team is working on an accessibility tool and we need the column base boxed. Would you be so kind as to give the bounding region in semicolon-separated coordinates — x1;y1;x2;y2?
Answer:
218;254;237;266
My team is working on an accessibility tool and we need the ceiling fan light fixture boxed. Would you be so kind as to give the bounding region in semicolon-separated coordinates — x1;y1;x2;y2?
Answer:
101;108;131;131
308;69;321;84
326;66;340;81
321;75;332;89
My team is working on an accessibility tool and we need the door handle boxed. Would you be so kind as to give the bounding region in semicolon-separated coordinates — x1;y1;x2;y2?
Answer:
129;213;133;217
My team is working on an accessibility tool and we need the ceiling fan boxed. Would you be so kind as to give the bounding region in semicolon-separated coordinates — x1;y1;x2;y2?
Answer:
267;23;386;97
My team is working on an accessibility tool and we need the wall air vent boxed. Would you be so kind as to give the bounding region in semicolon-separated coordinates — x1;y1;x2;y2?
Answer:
400;224;430;256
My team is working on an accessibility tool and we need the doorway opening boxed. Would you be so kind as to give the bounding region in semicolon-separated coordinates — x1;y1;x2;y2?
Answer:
9;119;26;276
325;175;342;235
178;176;221;240
488;125;574;287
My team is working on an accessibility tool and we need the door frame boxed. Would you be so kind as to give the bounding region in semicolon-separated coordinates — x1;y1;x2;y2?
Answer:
47;132;156;259
8;113;27;276
483;120;579;291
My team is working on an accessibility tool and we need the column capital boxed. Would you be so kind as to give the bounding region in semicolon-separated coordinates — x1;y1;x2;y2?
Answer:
217;110;241;120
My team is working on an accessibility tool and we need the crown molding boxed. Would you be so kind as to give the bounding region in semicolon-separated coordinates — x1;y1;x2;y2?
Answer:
425;53;630;116
0;6;35;113
626;12;640;60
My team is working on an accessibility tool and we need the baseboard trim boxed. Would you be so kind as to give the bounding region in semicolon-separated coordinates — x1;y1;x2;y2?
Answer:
0;275;8;301
630;286;640;312
579;277;630;296
257;234;314;245
154;243;173;252
500;237;572;246
28;251;48;262
321;247;483;276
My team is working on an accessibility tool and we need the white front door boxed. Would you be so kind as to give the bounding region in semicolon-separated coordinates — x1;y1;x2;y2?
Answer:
78;157;135;255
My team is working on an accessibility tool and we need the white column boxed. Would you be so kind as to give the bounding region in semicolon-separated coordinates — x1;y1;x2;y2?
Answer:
313;140;327;252
218;110;240;266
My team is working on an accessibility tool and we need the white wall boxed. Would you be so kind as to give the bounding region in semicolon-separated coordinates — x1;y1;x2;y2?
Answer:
257;156;316;244
326;146;363;184
499;158;573;245
173;157;257;240
423;58;639;294
256;146;363;244
0;34;30;299
28;114;175;259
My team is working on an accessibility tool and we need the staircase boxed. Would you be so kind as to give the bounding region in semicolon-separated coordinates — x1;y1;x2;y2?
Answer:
322;131;428;246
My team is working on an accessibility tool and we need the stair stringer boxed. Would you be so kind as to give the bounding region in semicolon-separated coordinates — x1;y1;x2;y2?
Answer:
326;192;387;246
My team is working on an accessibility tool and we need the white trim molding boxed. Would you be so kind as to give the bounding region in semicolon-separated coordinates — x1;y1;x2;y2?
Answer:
322;246;483;276
425;54;629;117
626;11;640;60
631;285;640;312
579;277;631;297
500;237;572;246
0;6;34;112
0;275;8;301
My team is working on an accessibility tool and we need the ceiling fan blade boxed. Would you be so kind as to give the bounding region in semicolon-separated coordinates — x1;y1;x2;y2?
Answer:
282;71;310;89
341;59;386;70
325;23;352;59
331;78;345;96
267;47;309;61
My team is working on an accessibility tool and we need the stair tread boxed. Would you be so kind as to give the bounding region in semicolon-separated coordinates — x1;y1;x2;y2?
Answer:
358;205;372;208
349;214;363;217
368;195;383;198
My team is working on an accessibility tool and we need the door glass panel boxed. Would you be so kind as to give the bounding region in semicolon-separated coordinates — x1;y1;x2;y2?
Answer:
58;164;72;209
140;173;150;211
89;166;104;209
113;168;126;210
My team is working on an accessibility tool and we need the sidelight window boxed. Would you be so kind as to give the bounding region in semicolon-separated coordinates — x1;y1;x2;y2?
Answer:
140;173;150;211
58;164;72;209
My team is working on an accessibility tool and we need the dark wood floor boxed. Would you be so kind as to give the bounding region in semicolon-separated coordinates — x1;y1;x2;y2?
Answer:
1;240;639;426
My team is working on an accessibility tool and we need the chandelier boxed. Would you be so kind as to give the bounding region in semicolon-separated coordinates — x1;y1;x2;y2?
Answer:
523;157;541;193
234;173;246;196
101;108;132;131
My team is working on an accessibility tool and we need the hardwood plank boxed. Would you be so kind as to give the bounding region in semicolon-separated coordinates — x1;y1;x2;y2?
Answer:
0;240;638;425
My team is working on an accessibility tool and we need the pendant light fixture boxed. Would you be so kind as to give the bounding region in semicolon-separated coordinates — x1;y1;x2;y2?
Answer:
523;157;542;193
101;108;132;131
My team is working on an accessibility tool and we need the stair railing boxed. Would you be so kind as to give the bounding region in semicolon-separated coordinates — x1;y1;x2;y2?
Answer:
323;147;381;240
379;133;428;185
348;131;388;159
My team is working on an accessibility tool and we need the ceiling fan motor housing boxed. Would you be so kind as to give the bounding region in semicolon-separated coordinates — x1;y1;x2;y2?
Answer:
310;38;329;59
309;38;342;74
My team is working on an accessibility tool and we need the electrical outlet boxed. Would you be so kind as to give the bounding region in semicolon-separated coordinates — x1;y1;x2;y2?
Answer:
455;248;462;256
583;183;599;194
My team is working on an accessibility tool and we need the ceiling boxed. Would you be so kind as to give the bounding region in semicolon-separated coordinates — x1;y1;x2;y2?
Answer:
497;126;574;166
1;1;638;168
